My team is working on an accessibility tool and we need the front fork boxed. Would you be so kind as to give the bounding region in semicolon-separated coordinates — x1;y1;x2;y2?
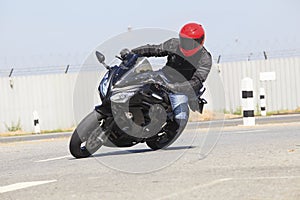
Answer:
93;105;116;144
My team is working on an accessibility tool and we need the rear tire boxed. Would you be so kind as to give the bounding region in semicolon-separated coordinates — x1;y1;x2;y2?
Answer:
69;111;104;158
146;121;186;150
146;130;181;150
146;107;189;150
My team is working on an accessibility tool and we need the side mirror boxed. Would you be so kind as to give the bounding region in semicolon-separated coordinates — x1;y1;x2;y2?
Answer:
95;51;110;70
95;51;105;63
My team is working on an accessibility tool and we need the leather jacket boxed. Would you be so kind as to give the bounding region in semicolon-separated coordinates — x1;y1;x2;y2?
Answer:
132;38;212;95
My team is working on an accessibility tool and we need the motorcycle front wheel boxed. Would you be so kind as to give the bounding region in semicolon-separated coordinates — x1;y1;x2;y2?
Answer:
69;110;105;158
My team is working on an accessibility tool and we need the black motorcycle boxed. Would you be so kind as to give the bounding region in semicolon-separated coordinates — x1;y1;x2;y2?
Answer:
69;50;205;158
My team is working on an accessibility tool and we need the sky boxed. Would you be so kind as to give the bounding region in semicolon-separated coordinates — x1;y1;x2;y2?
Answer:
0;0;299;70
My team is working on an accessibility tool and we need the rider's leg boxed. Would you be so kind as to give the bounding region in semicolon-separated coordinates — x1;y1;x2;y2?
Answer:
168;94;189;132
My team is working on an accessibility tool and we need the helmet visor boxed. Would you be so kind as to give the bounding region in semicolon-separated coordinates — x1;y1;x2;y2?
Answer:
180;36;204;50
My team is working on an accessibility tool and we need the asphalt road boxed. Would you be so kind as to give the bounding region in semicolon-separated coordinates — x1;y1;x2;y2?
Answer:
0;122;299;200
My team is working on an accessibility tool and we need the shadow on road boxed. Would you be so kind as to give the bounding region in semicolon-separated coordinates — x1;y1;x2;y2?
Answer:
90;145;196;158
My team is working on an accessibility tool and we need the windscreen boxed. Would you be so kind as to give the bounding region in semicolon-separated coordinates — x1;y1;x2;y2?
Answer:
114;58;153;87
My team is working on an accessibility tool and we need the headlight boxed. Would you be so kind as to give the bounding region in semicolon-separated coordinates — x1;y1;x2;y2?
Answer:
110;92;135;103
100;72;109;97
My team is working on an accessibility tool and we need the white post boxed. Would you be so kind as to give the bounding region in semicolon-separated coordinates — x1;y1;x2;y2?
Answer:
33;110;41;134
241;78;255;126
260;88;267;116
260;71;276;116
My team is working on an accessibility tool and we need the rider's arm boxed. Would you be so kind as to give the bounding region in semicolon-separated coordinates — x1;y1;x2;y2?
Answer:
132;38;178;57
192;49;212;84
168;50;212;94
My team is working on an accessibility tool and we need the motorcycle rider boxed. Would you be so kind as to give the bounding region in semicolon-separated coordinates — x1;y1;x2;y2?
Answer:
132;22;212;135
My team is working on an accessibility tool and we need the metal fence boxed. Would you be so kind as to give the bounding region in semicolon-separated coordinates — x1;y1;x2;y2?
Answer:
1;56;300;132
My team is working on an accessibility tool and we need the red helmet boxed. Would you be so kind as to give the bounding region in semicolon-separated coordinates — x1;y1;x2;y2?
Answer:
179;23;205;57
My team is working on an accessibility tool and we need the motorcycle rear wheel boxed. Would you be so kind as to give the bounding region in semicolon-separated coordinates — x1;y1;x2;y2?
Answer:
146;130;182;150
146;114;189;150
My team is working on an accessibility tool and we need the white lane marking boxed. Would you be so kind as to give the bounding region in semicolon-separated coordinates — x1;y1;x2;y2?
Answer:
157;178;232;200
0;180;57;194
157;176;300;200
35;155;70;163
226;129;265;134
237;176;300;180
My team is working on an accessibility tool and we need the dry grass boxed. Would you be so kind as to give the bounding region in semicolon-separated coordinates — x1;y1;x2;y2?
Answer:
0;130;29;137
189;107;300;122
267;107;300;115
0;128;74;137
189;110;241;122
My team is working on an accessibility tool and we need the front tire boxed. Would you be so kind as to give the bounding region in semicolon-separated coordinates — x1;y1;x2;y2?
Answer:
69;110;104;158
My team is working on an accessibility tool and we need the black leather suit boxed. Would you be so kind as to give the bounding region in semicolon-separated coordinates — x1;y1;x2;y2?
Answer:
132;38;212;96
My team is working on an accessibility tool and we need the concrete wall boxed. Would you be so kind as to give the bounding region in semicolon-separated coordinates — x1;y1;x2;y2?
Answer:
0;73;77;132
219;57;300;113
